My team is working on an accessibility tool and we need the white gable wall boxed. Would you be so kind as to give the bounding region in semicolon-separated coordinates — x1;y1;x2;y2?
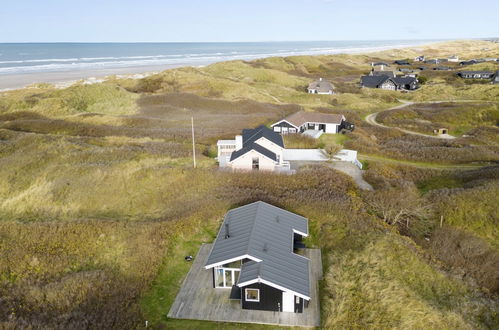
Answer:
254;137;284;163
228;149;276;171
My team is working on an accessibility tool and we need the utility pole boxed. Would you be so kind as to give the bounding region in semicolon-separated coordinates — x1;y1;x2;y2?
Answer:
191;116;196;168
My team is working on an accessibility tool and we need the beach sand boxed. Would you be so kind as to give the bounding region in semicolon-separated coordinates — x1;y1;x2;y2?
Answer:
0;61;214;91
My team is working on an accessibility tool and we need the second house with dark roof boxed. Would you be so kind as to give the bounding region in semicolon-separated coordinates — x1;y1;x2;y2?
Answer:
360;74;419;91
216;125;290;171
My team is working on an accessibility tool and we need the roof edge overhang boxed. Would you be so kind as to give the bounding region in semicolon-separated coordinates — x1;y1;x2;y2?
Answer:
237;277;310;300
270;119;300;129
293;228;308;237
205;254;262;270
228;147;277;163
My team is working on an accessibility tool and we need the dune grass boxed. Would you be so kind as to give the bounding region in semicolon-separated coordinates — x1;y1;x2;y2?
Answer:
377;102;499;136
324;233;490;329
1;39;498;329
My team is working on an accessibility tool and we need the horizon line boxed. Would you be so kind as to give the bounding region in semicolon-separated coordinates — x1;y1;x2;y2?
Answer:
2;37;493;44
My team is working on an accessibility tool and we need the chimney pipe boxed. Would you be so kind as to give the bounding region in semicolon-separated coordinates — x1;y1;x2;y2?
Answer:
235;135;243;151
225;223;230;239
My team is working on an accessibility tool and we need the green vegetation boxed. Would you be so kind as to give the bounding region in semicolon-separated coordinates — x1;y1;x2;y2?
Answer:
1;40;498;329
377;102;499;136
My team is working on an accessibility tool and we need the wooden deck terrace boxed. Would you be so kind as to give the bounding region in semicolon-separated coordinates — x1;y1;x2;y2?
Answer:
167;243;322;327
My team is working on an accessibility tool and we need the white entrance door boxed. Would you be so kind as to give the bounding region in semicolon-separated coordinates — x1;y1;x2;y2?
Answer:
282;291;294;312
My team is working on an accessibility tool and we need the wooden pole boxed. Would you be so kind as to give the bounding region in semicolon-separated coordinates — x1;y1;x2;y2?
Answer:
191;116;196;168
440;215;443;228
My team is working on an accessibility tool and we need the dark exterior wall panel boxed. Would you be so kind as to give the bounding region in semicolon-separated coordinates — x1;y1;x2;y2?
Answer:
241;283;283;312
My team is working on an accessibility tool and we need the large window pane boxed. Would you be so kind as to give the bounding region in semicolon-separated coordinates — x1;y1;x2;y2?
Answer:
215;268;224;287
234;271;240;285
225;269;233;287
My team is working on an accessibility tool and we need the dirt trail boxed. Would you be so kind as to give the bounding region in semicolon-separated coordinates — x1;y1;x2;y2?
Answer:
364;100;480;139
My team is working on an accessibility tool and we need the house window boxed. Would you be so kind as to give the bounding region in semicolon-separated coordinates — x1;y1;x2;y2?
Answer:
245;288;260;302
252;157;259;170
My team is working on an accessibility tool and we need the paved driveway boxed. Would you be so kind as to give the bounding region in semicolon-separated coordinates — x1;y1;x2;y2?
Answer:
283;149;329;161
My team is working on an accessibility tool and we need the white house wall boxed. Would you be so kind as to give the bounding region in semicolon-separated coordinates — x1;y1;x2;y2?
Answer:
325;124;338;133
254;137;284;161
228;150;276;171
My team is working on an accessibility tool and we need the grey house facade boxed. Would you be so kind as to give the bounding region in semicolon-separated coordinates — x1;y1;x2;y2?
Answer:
204;201;311;313
457;71;495;79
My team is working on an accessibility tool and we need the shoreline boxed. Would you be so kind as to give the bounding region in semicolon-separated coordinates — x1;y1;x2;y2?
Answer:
0;61;214;91
0;40;446;91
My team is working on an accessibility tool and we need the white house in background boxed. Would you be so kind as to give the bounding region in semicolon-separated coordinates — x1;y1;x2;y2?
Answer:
307;78;334;94
448;55;459;62
270;111;348;138
217;125;290;172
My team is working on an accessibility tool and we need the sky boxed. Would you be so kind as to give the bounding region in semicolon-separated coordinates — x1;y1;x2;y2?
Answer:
1;0;498;42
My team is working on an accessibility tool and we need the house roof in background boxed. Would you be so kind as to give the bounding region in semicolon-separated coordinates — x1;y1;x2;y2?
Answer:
205;201;310;299
371;70;396;78
307;79;334;92
458;71;494;75
360;75;391;88
393;76;417;85
275;111;344;127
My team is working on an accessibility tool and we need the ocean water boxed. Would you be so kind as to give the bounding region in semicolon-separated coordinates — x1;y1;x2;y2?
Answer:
0;40;441;75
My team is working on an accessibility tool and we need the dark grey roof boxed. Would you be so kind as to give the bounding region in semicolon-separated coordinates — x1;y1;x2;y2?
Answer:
460;60;477;65
205;201;310;298
361;75;391;88
394;60;410;65
229;143;277;162
242;125;284;148
372;62;389;66
371;70;396;78
393;76;418;86
458;71;494;75
433;66;451;70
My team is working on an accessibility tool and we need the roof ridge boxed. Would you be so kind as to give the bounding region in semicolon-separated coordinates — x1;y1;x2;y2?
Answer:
245;202;263;259
243;126;265;147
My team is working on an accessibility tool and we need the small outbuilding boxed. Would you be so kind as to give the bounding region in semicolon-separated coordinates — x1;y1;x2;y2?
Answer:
434;128;449;135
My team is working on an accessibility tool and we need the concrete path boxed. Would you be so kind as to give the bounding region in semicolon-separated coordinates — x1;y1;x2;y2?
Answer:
283;149;329;161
